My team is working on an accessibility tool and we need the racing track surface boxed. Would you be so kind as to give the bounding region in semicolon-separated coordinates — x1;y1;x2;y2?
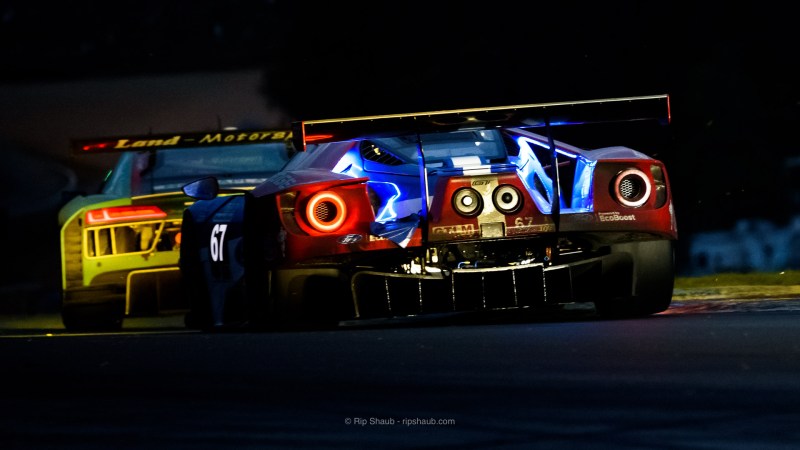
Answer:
3;298;800;449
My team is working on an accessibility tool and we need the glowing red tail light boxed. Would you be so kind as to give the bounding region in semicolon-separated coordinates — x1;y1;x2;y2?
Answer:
304;134;334;142
85;205;167;225
305;191;347;232
80;141;116;152
612;168;652;208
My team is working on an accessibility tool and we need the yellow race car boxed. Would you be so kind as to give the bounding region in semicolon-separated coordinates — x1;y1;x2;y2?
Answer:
58;128;294;331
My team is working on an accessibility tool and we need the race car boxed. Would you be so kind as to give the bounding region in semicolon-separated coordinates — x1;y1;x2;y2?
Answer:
58;128;294;331
180;95;676;330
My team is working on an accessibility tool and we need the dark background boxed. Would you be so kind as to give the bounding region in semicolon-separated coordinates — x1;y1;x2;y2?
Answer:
1;0;798;294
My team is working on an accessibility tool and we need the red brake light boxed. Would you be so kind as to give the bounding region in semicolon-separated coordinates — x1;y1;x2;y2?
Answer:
305;134;334;142
612;169;652;208
81;141;116;152
305;191;346;232
85;206;167;225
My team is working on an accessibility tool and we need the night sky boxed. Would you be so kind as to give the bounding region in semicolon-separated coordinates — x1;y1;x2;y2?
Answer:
2;0;798;270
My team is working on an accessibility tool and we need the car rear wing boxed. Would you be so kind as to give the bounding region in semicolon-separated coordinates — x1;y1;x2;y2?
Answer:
72;129;294;155
292;94;670;151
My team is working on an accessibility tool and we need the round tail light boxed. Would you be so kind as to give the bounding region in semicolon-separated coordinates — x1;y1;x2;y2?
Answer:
613;169;651;208
306;191;347;232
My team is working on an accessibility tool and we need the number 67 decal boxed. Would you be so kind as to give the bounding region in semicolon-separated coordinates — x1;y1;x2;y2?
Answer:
210;223;228;262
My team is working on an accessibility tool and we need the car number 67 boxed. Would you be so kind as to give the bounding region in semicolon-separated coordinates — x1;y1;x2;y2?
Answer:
514;217;534;226
210;223;228;262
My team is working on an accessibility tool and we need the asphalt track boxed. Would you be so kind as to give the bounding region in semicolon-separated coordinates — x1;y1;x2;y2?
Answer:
3;295;800;449
3;294;800;336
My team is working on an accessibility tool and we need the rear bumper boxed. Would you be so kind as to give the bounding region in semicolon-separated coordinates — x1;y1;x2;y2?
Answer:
268;239;672;322
126;267;184;315
64;267;184;316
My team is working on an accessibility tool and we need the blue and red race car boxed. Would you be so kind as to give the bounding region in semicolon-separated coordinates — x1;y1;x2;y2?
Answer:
180;95;676;330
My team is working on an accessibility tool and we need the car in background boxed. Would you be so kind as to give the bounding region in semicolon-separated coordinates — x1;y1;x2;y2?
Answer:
180;95;676;330
58;128;294;331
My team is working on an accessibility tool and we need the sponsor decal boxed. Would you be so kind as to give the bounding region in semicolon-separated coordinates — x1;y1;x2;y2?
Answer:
115;132;291;149
513;223;556;232
337;234;363;244
511;217;554;232
196;131;291;144
78;130;292;153
598;211;637;222
114;136;181;149
432;224;476;235
471;180;491;186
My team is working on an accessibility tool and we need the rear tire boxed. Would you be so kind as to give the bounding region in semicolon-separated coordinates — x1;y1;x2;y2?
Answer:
594;240;675;318
61;286;125;332
264;269;349;331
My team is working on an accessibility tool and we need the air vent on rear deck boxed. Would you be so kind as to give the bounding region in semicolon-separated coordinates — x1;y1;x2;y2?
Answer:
360;141;404;166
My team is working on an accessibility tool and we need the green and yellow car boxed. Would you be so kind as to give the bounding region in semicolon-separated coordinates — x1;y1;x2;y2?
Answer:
58;128;294;331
